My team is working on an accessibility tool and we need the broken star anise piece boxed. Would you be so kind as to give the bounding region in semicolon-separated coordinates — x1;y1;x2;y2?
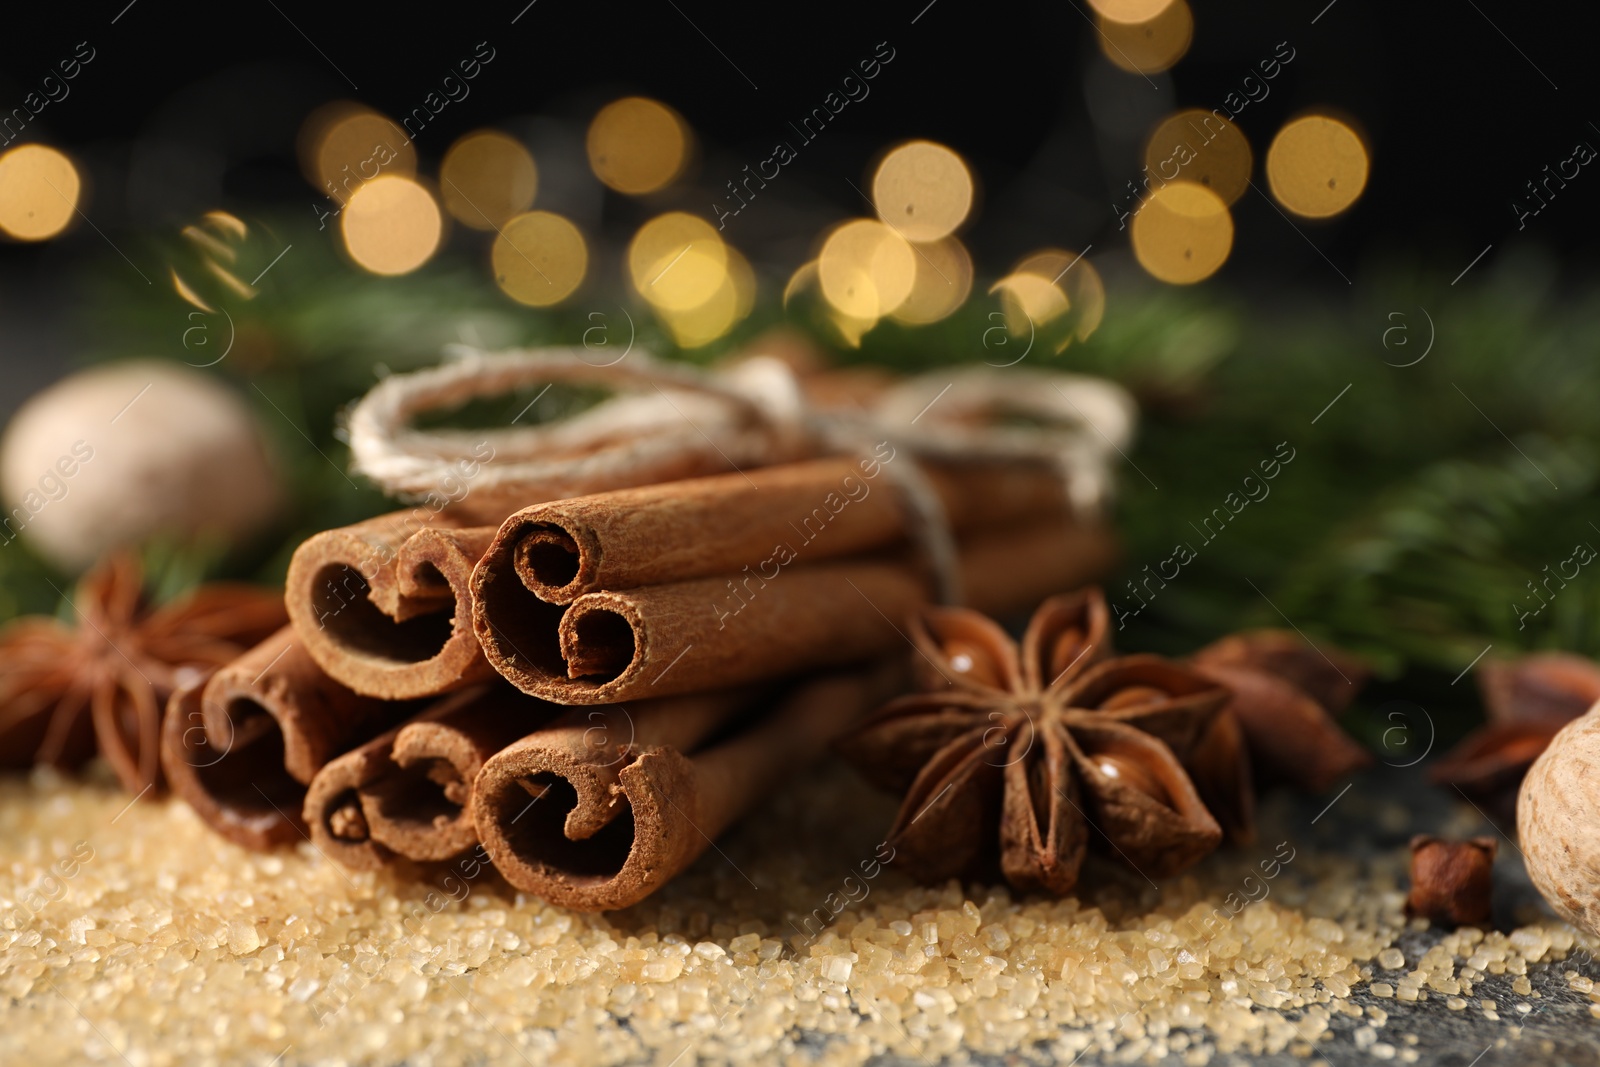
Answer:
838;588;1232;895
1430;652;1600;822
0;551;287;794
1189;630;1371;794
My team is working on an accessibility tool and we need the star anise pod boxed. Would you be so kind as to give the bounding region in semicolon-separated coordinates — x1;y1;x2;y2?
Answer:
1189;630;1371;793
1429;652;1600;822
0;552;287;794
838;588;1234;894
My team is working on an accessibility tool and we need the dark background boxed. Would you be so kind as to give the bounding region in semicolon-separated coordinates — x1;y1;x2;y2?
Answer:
2;0;1596;409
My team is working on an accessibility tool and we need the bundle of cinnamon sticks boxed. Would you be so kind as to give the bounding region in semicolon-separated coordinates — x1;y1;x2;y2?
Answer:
161;446;1115;909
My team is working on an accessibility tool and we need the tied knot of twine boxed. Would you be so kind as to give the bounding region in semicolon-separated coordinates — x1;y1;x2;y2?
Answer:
345;345;1137;605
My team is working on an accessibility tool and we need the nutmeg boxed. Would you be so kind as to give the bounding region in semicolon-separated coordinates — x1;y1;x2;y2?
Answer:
1518;700;1600;938
1405;835;1496;927
0;361;283;569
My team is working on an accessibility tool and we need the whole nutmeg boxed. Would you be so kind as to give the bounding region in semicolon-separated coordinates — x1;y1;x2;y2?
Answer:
0;361;283;570
1518;700;1600;938
1406;835;1496;927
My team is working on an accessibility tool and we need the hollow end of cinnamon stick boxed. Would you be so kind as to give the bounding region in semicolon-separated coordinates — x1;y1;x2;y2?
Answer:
285;517;498;700
162;682;307;851
474;667;900;910
471;536;572;693
472;735;690;911
511;522;595;604
361;727;487;862
560;602;638;682
303;745;395;871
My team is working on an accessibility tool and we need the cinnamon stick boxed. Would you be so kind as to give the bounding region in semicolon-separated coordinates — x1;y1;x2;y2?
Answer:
285;511;499;700
480;455;1067;606
473;667;898;910
302;683;564;869
479;518;1117;705
160;627;415;850
960;516;1121;618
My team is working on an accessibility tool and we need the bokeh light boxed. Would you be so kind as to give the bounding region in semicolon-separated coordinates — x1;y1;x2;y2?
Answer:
0;144;80;241
1088;0;1175;21
171;269;214;312
871;141;975;242
890;236;973;326
783;260;820;309
818;219;916;320
657;246;755;348
785;259;876;348
587;97;690;195
1130;182;1232;284
1143;110;1252;206
441;131;538;231
1019;249;1106;342
340;175;442;276
1097;0;1193;74
170;212;254;312
300;102;416;194
991;249;1105;351
1266;115;1369;219
628;212;727;311
492;210;587;306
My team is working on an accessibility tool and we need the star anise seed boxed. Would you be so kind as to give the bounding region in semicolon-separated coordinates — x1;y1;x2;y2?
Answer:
840;588;1231;895
0;551;286;794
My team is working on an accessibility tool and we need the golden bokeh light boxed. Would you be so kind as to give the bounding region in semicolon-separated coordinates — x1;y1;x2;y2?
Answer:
871;141;974;243
891;236;973;326
1131;182;1232;285
441;131;538;231
783;259;877;348
990;249;1105;353
1088;0;1175;22
340;175;442;276
658;247;755;348
990;272;1068;337
587;97;689;195
202;210;248;243
0;144;80;241
1097;0;1193;74
783;260;820;309
492;210;587;307
818;219;917;320
301;102;416;194
169;211;255;315
171;268;214;313
1010;249;1106;345
1144;110;1253;206
628;212;727;311
1266;115;1369;219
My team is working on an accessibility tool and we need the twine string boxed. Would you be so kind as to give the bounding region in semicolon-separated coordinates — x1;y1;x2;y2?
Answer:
344;346;1137;605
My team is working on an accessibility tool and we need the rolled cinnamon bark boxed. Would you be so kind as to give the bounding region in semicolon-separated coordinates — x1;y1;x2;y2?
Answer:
303;683;565;870
473;667;898;910
960;516;1121;618
160;627;415;850
508;559;924;703
481;455;1068;606
480;518;1117;705
285;511;500;700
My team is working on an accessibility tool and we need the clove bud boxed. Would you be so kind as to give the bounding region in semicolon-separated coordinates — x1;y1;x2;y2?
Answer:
1405;835;1496;927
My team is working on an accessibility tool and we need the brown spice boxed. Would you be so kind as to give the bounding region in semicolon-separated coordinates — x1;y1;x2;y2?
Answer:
1405;835;1497;927
1189;629;1371;793
1432;652;1600;821
0;551;286;793
839;588;1230;894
